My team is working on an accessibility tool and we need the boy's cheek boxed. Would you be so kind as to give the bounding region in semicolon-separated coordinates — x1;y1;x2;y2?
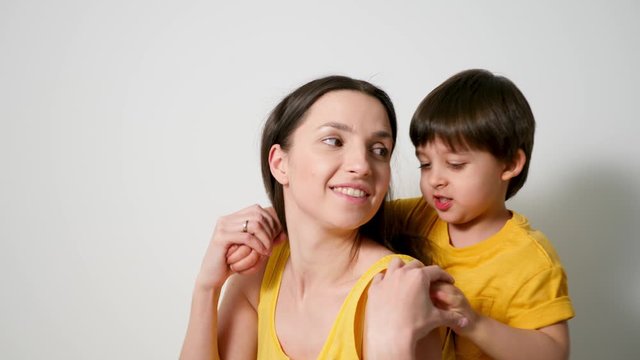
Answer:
419;186;432;205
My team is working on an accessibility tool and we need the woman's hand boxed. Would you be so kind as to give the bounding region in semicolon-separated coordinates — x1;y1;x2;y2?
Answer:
225;207;285;274
196;204;281;290
364;259;468;357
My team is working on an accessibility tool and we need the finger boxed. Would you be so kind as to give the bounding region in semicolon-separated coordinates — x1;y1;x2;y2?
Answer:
440;290;466;308
235;254;268;275
422;265;455;284
264;206;281;233
436;309;469;329
429;281;449;306
246;204;281;241
239;215;277;255
273;231;287;246
402;259;425;269
236;232;269;255
245;221;275;255
385;257;405;273
430;294;449;310
229;250;261;273
257;205;281;237
430;291;455;309
371;272;384;284
229;251;263;274
430;281;455;298
226;244;239;258
227;244;252;264
232;205;282;254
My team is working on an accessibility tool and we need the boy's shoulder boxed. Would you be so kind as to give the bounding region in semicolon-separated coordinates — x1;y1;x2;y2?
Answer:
504;211;564;269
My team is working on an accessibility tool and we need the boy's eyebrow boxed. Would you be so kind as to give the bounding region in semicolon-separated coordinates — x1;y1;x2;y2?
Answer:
414;145;470;157
415;148;432;158
318;122;393;139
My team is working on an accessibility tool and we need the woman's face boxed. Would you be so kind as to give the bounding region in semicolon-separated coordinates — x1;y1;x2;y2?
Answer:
271;90;393;234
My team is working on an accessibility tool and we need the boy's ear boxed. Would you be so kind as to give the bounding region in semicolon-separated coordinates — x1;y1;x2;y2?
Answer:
502;149;526;181
269;144;289;185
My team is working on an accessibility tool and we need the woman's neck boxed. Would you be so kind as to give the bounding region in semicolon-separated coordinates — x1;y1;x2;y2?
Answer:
285;224;362;294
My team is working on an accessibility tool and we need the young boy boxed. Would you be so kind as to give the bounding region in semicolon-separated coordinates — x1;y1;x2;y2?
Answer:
389;69;574;359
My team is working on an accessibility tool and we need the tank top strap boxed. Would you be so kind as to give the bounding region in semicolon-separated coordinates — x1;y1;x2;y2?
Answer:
258;245;417;359
257;241;290;359
319;253;416;358
260;241;290;298
346;253;416;303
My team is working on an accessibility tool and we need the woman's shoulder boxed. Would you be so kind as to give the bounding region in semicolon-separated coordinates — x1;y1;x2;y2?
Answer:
225;240;291;309
355;239;417;273
222;256;269;311
359;238;394;258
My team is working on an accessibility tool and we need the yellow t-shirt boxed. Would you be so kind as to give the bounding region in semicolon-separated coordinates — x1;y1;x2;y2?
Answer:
389;197;575;359
257;241;415;359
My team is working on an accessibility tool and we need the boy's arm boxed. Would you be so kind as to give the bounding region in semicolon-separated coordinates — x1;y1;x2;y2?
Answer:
464;317;569;360
432;283;570;360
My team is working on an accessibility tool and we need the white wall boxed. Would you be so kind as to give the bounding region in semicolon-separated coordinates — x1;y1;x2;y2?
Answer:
1;0;638;358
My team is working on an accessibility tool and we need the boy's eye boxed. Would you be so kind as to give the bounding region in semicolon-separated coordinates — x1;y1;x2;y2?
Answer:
322;137;342;147
448;162;466;170
419;162;431;170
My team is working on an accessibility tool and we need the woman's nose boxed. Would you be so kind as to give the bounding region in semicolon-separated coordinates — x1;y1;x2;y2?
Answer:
345;146;372;176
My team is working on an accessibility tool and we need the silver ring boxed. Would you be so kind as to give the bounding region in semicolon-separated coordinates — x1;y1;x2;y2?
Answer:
242;220;249;233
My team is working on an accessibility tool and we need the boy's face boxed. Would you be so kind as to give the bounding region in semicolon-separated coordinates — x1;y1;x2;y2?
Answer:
415;138;514;229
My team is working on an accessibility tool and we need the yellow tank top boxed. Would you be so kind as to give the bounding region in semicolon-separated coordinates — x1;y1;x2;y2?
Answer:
257;241;415;359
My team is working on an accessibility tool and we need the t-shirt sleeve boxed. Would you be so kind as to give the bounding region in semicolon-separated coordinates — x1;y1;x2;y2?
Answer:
506;264;575;329
386;197;437;233
385;197;438;264
386;197;423;223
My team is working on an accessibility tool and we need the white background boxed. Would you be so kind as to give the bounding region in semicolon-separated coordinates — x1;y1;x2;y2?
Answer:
1;1;639;358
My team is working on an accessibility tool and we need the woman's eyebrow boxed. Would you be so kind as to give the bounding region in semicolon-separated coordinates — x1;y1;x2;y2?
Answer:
317;121;352;132
372;130;393;140
317;122;392;139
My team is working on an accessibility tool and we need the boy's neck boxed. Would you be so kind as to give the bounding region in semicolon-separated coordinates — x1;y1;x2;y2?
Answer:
447;208;512;248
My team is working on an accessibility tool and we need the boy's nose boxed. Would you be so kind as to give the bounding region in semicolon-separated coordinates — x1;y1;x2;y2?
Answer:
428;168;447;188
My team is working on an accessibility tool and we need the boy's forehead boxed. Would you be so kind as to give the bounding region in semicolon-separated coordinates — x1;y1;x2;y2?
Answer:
415;138;471;155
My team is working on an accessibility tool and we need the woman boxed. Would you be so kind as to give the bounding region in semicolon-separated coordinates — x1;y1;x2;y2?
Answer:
180;75;465;359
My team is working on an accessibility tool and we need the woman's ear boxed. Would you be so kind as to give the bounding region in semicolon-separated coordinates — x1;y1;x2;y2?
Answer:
502;149;526;181
269;144;289;185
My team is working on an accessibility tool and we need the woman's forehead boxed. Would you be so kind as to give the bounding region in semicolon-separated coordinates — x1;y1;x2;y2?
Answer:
301;90;391;130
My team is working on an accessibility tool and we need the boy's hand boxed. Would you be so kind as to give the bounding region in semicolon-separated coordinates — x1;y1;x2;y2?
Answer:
430;282;478;336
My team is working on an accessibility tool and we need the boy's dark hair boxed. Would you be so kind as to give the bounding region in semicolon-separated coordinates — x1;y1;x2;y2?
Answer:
409;69;536;200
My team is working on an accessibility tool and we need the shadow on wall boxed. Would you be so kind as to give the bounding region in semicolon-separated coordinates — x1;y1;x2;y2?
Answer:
512;164;640;359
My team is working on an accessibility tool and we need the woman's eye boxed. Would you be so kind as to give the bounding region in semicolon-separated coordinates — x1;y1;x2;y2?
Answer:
322;137;342;146
371;146;389;157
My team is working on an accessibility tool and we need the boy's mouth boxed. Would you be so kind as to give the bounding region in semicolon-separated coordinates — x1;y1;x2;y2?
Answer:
434;196;452;211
